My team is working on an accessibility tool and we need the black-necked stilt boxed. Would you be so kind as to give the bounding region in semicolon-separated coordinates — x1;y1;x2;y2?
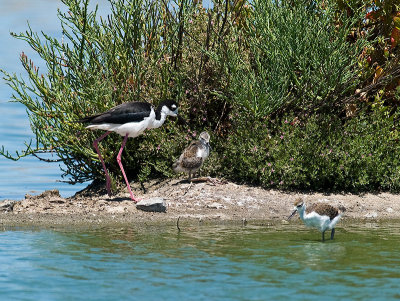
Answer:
288;198;344;242
173;131;210;181
78;100;179;202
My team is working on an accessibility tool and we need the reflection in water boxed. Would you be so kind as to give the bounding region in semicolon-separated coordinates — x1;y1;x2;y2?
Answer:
297;242;347;269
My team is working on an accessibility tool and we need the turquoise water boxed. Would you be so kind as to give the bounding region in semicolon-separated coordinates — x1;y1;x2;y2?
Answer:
1;223;400;300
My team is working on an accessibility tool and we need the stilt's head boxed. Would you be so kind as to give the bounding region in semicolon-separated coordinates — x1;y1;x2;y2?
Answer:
158;99;179;117
288;198;305;220
199;131;211;155
199;131;210;144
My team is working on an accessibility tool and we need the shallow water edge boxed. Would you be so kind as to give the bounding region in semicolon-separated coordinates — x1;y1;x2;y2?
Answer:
0;211;398;230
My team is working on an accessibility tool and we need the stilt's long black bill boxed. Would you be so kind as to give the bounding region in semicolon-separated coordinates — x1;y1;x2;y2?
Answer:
287;209;297;220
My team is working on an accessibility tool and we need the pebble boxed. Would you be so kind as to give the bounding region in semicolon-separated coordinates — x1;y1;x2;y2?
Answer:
0;200;17;212
136;197;166;213
365;211;378;218
207;202;225;209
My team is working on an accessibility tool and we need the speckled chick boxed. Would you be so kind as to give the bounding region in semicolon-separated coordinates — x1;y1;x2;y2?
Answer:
173;132;210;181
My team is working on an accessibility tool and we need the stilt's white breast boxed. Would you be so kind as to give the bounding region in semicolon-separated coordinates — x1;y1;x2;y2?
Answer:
302;211;342;232
196;147;209;158
302;212;330;232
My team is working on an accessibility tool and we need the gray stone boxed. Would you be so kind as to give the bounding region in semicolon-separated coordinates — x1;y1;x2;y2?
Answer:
0;200;17;212
136;197;166;213
207;202;225;209
365;211;378;218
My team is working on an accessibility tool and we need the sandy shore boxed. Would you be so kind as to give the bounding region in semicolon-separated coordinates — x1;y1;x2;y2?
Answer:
1;178;400;227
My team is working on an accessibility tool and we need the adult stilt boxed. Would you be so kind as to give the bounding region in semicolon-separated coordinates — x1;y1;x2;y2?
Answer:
77;100;179;201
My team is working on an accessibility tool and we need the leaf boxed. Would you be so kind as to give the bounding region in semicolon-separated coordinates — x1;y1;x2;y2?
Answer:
394;16;400;28
391;26;400;49
373;65;383;84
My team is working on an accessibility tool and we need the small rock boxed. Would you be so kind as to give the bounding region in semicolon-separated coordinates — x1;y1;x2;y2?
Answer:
319;198;331;203
50;199;66;204
136;197;166;213
386;207;394;213
207;202;225;209
365;211;378;218
26;189;61;200
0;200;17;212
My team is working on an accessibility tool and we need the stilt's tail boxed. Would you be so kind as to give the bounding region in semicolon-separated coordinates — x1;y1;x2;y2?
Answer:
74;114;100;124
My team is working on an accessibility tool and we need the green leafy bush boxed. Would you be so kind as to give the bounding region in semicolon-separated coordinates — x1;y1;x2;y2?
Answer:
229;0;366;118
1;0;400;192
219;111;400;191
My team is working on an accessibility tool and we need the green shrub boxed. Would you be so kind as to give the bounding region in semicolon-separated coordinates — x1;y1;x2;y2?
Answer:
233;0;368;118
1;0;400;192
219;111;400;192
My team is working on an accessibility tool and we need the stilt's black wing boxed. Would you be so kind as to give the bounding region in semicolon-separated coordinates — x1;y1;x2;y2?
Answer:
77;102;152;124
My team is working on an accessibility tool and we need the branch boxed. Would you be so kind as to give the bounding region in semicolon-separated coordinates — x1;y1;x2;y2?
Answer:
0;140;35;161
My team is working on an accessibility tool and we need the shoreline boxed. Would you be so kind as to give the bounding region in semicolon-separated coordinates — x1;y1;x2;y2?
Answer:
1;179;400;227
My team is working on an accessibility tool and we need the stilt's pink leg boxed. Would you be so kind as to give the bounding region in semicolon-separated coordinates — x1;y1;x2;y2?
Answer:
117;133;138;202
93;131;112;196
